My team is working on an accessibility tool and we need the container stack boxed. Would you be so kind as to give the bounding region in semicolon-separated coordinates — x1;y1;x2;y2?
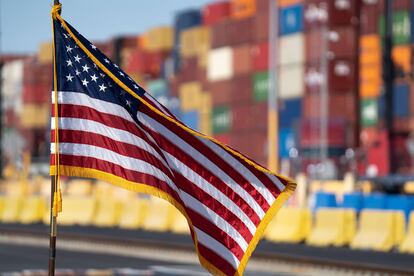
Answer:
302;0;358;170
359;0;413;175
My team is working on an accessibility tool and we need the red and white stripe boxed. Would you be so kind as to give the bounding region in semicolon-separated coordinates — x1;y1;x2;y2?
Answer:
51;90;289;275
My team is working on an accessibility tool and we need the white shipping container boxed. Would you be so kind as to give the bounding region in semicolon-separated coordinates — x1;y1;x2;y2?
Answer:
207;47;233;81
278;33;304;66
278;64;304;99
1;60;24;113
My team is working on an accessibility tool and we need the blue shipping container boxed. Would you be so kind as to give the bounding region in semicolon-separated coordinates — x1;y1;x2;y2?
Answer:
378;83;410;118
279;98;302;128
182;110;199;131
279;4;304;36
279;128;296;158
147;79;169;98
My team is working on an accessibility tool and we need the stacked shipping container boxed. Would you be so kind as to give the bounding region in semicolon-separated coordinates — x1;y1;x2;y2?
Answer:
3;0;414;177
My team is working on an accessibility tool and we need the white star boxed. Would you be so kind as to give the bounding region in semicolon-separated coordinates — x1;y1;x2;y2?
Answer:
91;44;97;50
66;45;73;52
82;64;90;73
66;59;73;67
74;55;82;63
60;22;64;28
114;64;119;68
100;73;105;78
119;71;124;76
63;33;68;39
128;76;132;81
104;58;110;64
93;63;98;68
99;84;107;92
75;69;81;76
74;45;79;48
133;84;139;90
82;78;89;87
126;100;132;107
90;74;98;82
66;74;74;82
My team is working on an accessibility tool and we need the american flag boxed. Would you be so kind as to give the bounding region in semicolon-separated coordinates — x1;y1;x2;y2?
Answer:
51;10;295;276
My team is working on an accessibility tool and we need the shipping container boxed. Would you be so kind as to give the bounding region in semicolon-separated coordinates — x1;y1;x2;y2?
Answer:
143;26;174;52
379;10;411;45
231;74;253;104
37;42;53;64
306;27;356;61
251;42;269;71
279;98;302;128
300;118;347;147
253;71;269;102
233;44;253;75
392;45;411;77
279;33;305;65
208;80;233;105
20;103;49;128
182;111;199;131
203;1;231;25
2;60;24;112
360;64;381;98
279;128;297;158
366;130;390;176
230;0;257;19
360;34;381;65
361;98;379;126
180;26;211;58
254;12;269;42
279;4;304;35
207;47;233;81
304;0;357;28
176;57;199;83
303;91;357;123
199;111;212;135
212;106;232;134
360;0;380;34
278;64;304;98
178;81;203;111
213;133;231;145
378;82;410;119
147;79;169;98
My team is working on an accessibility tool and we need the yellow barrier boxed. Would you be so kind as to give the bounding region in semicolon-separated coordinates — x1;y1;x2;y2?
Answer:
93;198;123;227
265;207;311;243
66;179;94;196
118;198;150;229
400;212;414;253
306;208;356;247
19;196;46;224
351;210;405;251
170;207;189;234
1;196;23;223
57;196;96;226
141;197;175;232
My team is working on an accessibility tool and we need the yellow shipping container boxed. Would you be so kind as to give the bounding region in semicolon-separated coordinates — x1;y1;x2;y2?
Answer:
20;104;49;128
199;111;212;135
200;92;212;114
38;42;53;64
143;26;173;52
180;26;211;58
179;82;203;111
198;45;209;68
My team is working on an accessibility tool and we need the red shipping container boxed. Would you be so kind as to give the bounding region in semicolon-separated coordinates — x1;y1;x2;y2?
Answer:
304;0;357;28
361;1;380;34
94;40;115;60
254;12;269;42
392;0;411;10
366;130;389;176
208;80;233;105
251;42;269;71
176;57;199;83
250;102;268;130
23;60;52;85
231;74;253;104
256;0;270;13
305;27;356;61
391;134;412;173
231;104;252;131
228;17;254;46
23;83;51;104
213;133;231;145
300;118;347;147
203;1;231;25
304;60;356;92
233;45;253;75
211;19;232;48
303;90;357;123
125;49;169;77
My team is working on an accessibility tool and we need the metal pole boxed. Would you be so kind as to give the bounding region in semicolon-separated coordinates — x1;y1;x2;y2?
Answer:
49;1;60;275
319;23;329;165
383;0;394;173
268;0;279;172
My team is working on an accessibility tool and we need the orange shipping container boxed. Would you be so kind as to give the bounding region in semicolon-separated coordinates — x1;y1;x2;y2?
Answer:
233;45;252;75
392;45;411;76
231;0;256;19
360;65;381;98
278;0;302;7
360;35;381;66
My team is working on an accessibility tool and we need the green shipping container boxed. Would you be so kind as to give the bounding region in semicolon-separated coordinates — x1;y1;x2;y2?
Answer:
212;106;231;134
379;11;411;45
361;98;378;126
253;71;269;102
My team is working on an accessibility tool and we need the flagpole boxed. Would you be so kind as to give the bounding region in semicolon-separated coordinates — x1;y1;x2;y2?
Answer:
49;1;60;275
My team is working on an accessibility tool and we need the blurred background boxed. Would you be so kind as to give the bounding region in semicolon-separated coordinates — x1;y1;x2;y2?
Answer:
1;0;414;274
